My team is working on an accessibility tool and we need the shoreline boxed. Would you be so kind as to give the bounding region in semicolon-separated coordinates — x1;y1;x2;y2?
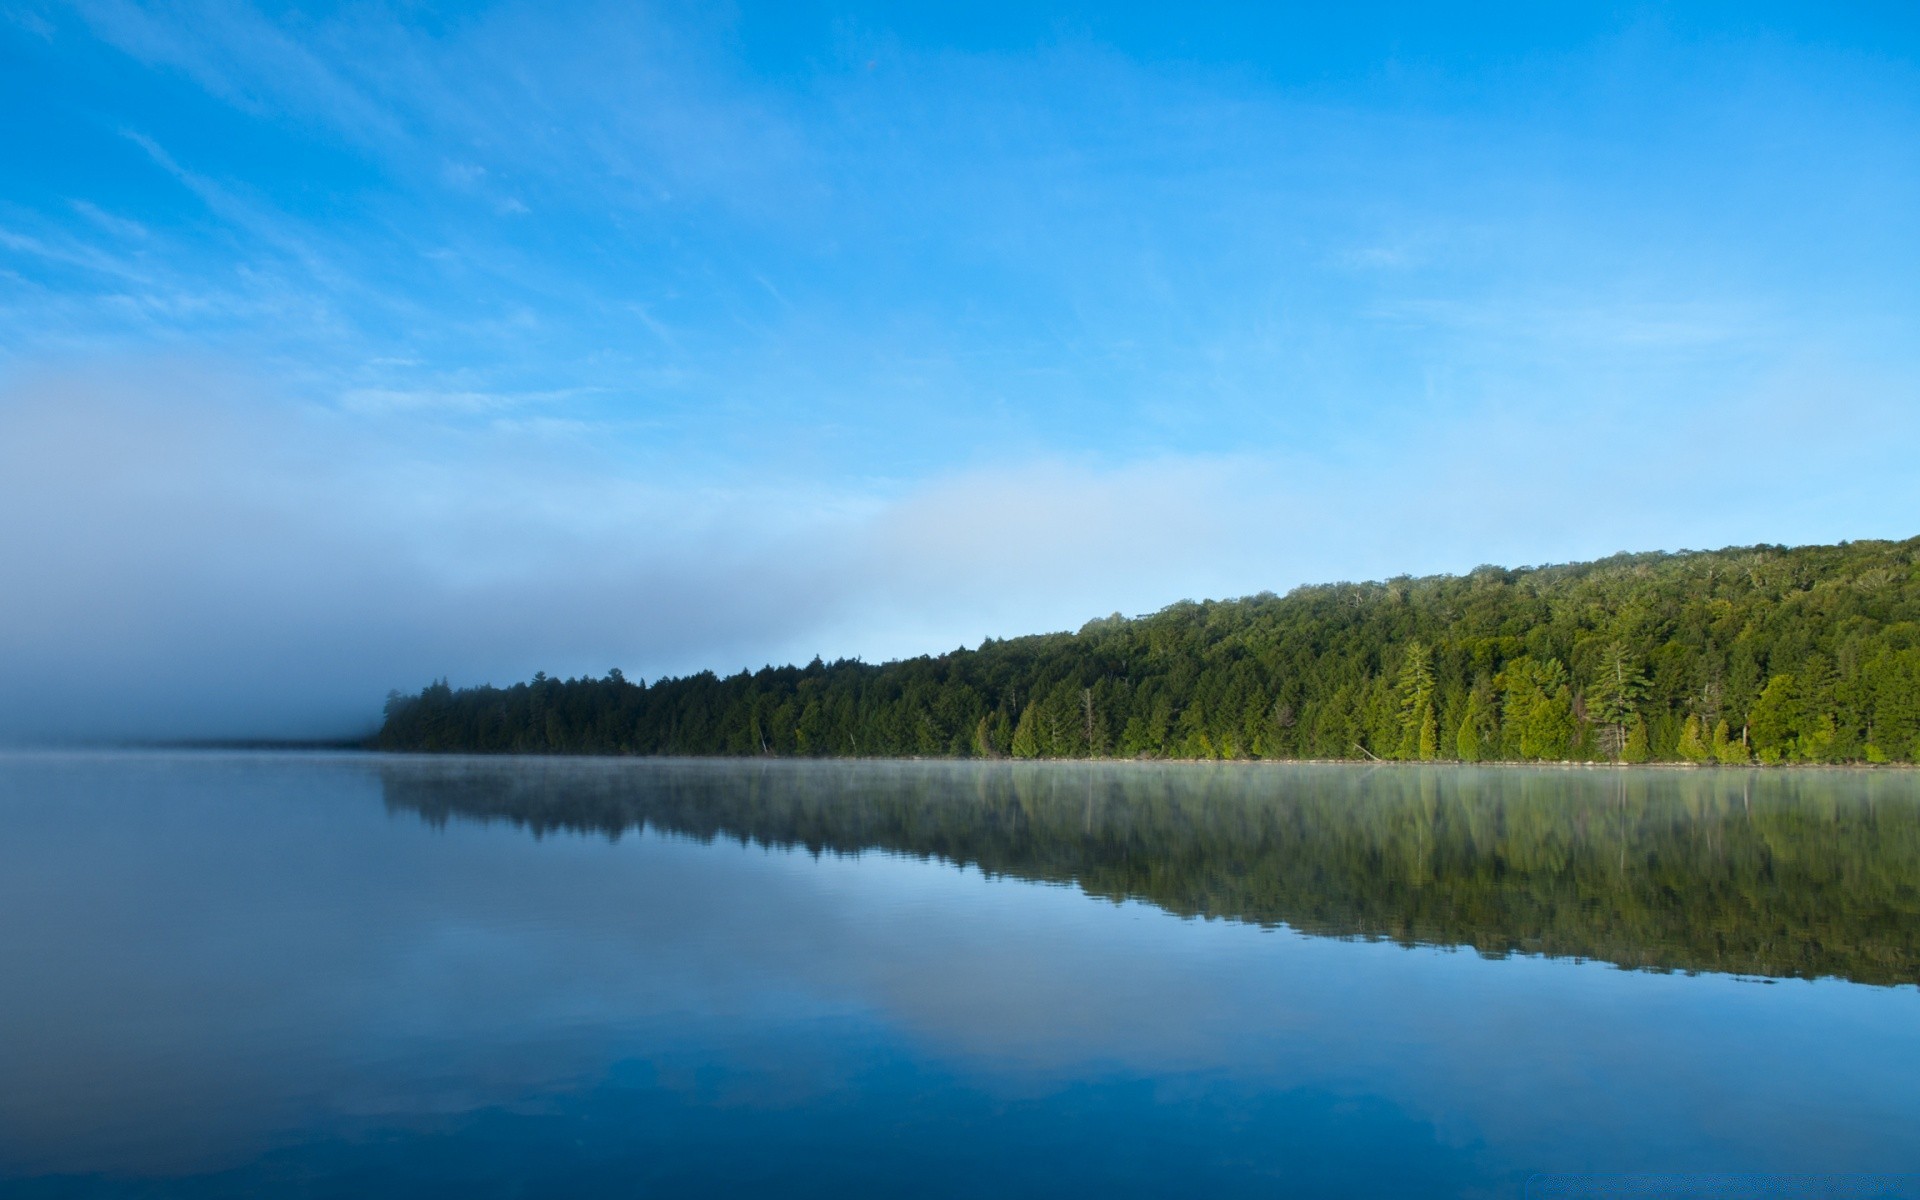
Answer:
41;744;1910;771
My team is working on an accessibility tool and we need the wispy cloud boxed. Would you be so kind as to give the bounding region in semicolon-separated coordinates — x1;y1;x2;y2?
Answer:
1374;295;1771;351
337;385;603;416
72;0;409;143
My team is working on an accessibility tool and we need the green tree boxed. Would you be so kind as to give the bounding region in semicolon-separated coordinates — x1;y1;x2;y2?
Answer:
1623;716;1652;763
1795;655;1843;762
1396;642;1436;760
1710;719;1748;765
971;714;997;758
1457;677;1498;762
1587;642;1649;762
1456;708;1483;762
1418;702;1439;761
1502;657;1575;761
1748;674;1799;764
1677;715;1709;764
1011;702;1041;759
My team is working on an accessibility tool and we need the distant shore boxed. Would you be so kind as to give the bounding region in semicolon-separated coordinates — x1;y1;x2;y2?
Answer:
63;744;1916;771
374;537;1920;769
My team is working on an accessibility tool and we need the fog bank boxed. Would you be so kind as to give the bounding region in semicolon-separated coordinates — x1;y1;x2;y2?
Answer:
2;360;1913;741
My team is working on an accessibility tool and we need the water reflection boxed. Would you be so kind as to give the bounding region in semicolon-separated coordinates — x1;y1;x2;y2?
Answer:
384;758;1920;986
4;753;1918;1196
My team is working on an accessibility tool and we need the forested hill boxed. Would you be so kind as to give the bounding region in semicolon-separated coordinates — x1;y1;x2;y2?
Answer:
377;536;1920;764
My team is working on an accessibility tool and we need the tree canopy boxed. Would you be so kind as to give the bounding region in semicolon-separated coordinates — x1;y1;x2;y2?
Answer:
378;535;1920;765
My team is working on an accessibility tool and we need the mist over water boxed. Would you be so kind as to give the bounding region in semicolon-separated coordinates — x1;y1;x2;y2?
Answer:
381;756;1920;985
3;753;1916;1196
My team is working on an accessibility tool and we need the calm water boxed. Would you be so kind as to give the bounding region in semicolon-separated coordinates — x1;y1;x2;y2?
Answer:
3;753;1918;1198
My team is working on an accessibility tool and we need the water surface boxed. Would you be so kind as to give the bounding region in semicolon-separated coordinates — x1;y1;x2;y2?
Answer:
2;753;1917;1197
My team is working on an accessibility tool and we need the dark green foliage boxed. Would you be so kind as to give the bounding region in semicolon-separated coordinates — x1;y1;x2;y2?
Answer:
378;536;1920;764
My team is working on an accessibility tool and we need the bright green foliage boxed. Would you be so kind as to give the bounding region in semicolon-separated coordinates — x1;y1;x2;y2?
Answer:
1010;703;1041;759
378;536;1920;765
1455;712;1482;762
1501;657;1576;761
1749;675;1800;763
1711;720;1748;765
1395;641;1436;760
1800;713;1840;763
1677;716;1709;763
1460;680;1497;761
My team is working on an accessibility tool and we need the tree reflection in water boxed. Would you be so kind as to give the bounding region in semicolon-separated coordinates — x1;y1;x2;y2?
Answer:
383;760;1920;987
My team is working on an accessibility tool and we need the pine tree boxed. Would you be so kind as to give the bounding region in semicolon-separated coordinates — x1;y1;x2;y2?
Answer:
1623;716;1651;763
1504;657;1574;760
972;714;997;758
1677;715;1709;763
1011;702;1041;759
1456;709;1482;762
1587;642;1648;762
1418;701;1438;761
1395;642;1435;760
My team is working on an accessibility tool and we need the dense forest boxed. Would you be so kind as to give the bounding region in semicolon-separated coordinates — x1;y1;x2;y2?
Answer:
383;758;1920;985
378;536;1920;765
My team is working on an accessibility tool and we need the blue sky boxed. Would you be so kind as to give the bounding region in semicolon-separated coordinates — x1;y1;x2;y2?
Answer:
2;2;1919;737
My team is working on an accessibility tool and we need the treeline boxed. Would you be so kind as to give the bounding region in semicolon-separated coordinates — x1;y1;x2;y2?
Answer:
381;758;1920;985
377;536;1920;765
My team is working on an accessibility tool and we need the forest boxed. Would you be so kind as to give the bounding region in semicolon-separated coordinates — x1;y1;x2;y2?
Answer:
377;535;1920;765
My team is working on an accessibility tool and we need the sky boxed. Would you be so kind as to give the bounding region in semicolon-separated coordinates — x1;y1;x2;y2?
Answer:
2;1;1919;740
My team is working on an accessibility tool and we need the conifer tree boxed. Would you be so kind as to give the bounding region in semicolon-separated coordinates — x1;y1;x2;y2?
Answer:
1011;702;1041;759
1587;642;1649;762
1503;657;1575;760
1623;716;1652;763
972;714;996;758
1529;688;1576;760
1677;715;1709;763
1748;675;1799;764
1395;642;1435;760
1456;709;1482;762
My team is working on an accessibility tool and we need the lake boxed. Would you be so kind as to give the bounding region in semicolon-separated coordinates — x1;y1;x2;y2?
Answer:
2;752;1918;1198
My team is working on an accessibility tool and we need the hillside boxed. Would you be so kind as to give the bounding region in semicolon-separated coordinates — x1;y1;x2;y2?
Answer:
377;536;1920;764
